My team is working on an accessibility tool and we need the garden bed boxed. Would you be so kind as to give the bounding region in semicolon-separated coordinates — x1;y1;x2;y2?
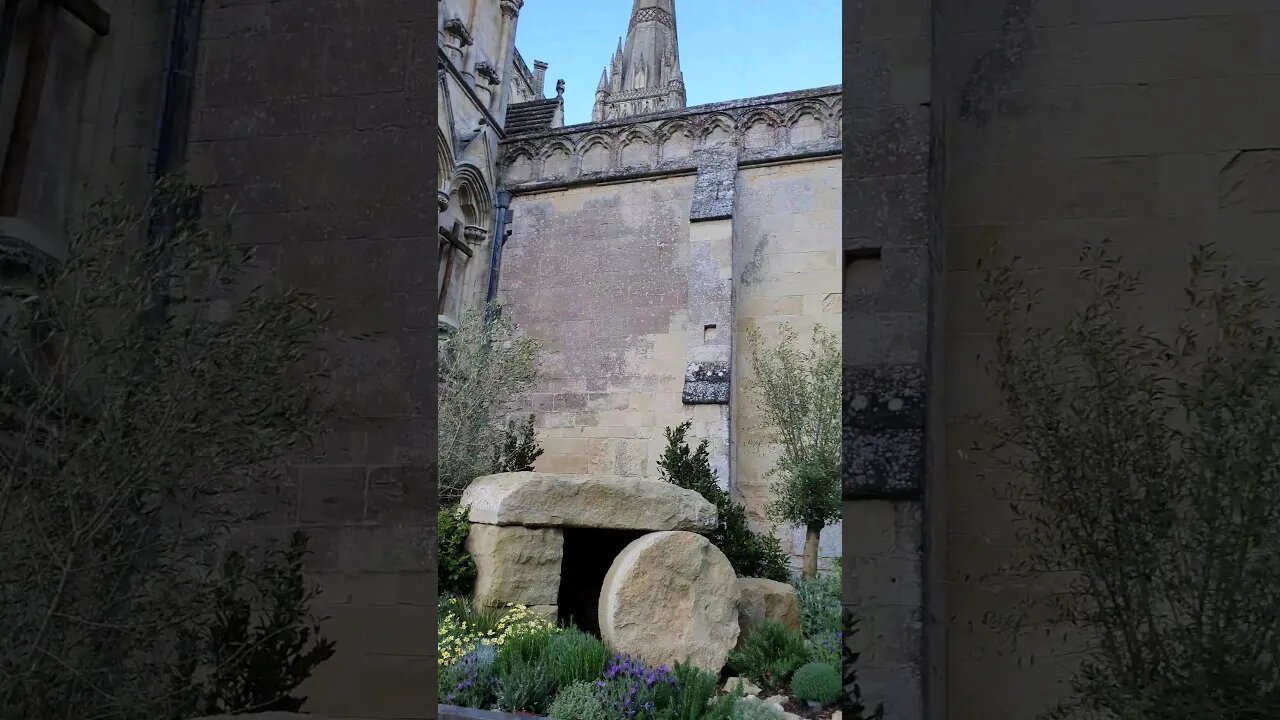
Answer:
436;564;844;720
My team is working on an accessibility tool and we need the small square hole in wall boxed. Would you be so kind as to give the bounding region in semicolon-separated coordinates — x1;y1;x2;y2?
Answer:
703;324;718;342
844;248;884;293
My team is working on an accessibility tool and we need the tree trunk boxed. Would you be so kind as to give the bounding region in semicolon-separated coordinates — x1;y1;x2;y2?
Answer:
803;525;821;578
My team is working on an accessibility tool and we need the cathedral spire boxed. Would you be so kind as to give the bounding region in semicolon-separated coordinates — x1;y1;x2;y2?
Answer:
592;0;686;123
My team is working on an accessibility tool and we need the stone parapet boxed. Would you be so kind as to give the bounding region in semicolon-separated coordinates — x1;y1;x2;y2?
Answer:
499;86;842;191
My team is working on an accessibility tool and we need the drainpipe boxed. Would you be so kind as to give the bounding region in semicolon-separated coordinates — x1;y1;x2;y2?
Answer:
484;187;512;316
142;0;203;326
0;0;21;98
152;0;204;182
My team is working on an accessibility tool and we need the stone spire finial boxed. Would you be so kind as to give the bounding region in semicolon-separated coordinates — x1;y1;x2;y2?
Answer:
592;0;685;122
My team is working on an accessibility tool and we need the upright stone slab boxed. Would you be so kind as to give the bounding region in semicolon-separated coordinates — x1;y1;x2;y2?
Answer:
466;524;564;614
598;531;740;673
462;472;717;531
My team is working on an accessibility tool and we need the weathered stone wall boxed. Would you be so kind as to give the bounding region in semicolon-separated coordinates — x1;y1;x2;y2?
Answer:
499;174;706;479
498;89;843;572
937;1;1280;719
2;0;168;246
187;2;436;718
732;158;842;569
842;0;933;717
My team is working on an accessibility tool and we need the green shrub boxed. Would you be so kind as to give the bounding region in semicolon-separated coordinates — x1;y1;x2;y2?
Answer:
495;658;557;715
547;681;604;720
667;662;726;720
174;530;336;715
659;421;790;582
494;626;556;676
842;609;885;719
438;504;477;597
730;697;785;720
544;628;610;687
495;413;544;472
726;620;810;693
790;662;840;704
794;570;841;664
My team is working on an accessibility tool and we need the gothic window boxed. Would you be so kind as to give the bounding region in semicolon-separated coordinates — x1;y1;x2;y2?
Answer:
439;172;492;323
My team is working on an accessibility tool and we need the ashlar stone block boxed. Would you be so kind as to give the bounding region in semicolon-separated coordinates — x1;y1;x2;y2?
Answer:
466;524;564;612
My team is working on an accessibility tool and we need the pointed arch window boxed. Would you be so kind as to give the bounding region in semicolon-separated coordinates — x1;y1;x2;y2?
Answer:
439;170;492;324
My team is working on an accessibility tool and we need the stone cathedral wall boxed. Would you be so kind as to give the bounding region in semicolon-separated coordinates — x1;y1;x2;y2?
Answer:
497;88;843;569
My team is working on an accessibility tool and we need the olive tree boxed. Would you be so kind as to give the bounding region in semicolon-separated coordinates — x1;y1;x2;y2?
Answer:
747;322;841;579
976;241;1280;719
0;180;336;719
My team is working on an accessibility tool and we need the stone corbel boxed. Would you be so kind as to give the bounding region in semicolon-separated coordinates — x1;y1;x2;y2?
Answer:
441;17;471;68
463;225;487;245
475;62;501;86
474;61;501;104
499;0;523;17
437;190;450;213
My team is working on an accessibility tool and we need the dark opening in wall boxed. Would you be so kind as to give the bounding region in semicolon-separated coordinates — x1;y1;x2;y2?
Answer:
557;527;650;637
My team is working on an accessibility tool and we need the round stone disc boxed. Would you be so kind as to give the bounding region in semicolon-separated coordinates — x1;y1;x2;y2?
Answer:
598;530;740;673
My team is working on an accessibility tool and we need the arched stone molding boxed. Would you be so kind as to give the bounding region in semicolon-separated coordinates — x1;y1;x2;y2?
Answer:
497;88;842;189
502;146;536;185
785;101;829;146
451;163;494;235
739;108;784;150
618;126;657;169
438;128;455;212
576;132;615;175
539;139;574;178
697;113;736;149
656;119;696;164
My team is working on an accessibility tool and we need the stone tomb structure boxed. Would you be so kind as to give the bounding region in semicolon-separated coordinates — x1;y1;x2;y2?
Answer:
462;472;798;673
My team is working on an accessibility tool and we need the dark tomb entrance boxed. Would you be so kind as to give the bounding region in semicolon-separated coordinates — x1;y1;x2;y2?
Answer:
557;527;649;637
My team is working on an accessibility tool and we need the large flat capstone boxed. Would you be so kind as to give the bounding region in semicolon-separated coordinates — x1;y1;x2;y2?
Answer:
598;531;740;673
462;472;718;531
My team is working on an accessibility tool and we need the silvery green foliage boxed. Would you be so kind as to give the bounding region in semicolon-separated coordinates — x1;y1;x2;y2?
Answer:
746;323;840;579
466;641;499;671
730;696;784;720
977;241;1280;719
437;303;539;505
0;179;335;719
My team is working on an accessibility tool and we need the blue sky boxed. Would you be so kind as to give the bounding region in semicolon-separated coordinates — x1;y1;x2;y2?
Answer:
513;0;842;126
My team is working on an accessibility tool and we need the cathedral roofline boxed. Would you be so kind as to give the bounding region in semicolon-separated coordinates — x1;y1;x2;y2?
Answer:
510;85;841;142
498;84;841;194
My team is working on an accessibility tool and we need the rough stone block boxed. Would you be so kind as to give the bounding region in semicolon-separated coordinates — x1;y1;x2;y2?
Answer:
466;524;564;611
736;577;802;646
844;364;927;430
844;429;924;499
690;147;739;221
682;360;730;404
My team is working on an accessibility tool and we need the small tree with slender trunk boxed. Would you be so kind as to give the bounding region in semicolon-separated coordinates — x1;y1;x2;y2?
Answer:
976;241;1280;719
747;322;841;579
